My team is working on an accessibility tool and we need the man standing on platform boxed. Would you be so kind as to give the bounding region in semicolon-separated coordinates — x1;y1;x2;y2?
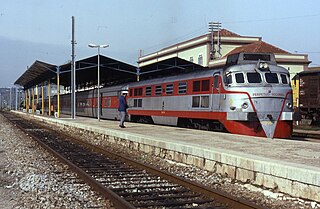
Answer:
118;90;128;128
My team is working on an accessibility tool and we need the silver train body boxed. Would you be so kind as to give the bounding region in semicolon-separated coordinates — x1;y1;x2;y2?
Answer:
47;53;293;138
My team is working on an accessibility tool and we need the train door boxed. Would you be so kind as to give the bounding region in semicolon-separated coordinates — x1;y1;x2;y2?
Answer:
212;73;221;111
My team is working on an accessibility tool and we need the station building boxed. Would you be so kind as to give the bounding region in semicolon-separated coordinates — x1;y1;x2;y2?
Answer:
138;29;311;107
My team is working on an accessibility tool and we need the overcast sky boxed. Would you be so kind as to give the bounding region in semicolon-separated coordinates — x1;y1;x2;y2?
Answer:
1;0;319;87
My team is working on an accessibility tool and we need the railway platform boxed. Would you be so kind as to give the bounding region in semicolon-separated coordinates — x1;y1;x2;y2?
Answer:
12;110;320;203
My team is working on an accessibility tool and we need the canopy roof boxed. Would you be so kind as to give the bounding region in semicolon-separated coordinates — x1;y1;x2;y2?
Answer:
14;60;57;89
15;55;205;90
14;55;138;89
138;57;207;80
58;55;138;87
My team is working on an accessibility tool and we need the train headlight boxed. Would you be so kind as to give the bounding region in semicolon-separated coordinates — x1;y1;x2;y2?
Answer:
286;102;292;109
259;62;269;70
241;102;249;109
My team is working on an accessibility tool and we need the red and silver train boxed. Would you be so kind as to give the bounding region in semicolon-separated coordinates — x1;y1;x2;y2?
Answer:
48;53;293;138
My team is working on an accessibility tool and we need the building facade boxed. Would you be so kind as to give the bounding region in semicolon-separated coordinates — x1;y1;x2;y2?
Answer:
138;29;310;80
138;29;311;107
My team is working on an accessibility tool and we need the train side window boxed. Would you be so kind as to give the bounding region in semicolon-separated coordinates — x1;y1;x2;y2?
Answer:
146;86;152;96
155;85;162;96
235;73;244;83
133;99;142;107
226;74;232;85
265;73;279;83
192;96;209;108
214;76;219;88
193;81;201;92
201;80;210;91
247;72;262;83
166;84;174;95
192;96;200;108
280;74;288;84
105;97;111;107
200;96;209;108
178;82;187;94
134;88;143;96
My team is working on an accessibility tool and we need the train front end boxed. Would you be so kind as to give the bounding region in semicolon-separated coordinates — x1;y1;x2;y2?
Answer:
222;53;293;138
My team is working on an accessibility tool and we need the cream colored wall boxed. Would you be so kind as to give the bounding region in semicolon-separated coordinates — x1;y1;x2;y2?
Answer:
218;44;242;57
278;64;304;79
178;45;208;66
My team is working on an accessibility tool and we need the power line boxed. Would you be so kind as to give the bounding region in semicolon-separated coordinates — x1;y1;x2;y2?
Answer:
297;51;320;54
224;13;320;24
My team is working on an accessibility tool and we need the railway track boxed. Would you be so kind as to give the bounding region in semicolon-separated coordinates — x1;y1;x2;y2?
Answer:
2;111;266;209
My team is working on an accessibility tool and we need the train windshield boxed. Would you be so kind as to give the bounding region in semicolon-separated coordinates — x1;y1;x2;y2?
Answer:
235;73;245;83
225;71;290;86
265;73;279;83
247;72;262;83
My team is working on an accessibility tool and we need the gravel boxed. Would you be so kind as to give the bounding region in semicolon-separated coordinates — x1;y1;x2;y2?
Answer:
60;121;320;209
1;111;320;209
0;113;113;209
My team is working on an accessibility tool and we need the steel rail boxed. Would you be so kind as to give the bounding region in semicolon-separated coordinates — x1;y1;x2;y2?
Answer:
3;112;135;209
69;132;267;209
4;111;268;209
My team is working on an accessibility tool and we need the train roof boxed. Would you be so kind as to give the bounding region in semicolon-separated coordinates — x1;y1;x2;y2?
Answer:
225;52;277;67
226;63;289;74
129;69;217;87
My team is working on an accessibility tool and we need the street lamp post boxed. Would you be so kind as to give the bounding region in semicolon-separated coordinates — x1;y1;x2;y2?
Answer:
9;87;12;110
88;44;109;121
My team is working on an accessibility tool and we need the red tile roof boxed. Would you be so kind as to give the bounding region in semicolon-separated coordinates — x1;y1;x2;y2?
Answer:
217;29;241;37
226;41;290;56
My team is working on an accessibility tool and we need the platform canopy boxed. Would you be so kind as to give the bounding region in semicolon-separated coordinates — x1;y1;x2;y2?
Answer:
58;55;138;88
14;55;138;89
14;60;57;89
138;57;207;80
15;56;206;90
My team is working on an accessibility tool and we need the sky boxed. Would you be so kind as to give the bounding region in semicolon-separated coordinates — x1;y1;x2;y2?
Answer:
0;0;319;87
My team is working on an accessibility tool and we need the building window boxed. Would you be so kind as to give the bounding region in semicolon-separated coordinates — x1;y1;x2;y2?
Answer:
198;54;203;65
190;57;194;62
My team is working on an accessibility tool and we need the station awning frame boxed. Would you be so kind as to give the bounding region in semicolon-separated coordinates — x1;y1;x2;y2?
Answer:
14;55;138;89
14;60;57;89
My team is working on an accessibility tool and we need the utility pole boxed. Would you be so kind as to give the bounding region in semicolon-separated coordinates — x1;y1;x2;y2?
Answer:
9;87;12;110
208;22;222;59
15;87;18;110
71;16;76;119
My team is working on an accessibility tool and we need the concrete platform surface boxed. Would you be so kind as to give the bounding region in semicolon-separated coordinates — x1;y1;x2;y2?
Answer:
13;111;320;202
